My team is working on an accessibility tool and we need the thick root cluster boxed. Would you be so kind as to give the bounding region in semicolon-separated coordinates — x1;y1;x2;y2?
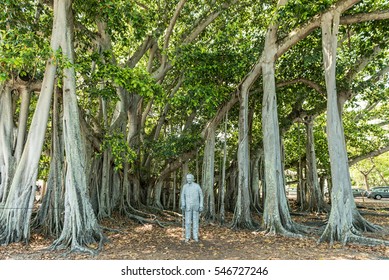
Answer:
49;229;106;256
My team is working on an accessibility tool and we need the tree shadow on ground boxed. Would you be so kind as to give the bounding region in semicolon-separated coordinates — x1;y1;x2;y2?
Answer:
1;200;389;260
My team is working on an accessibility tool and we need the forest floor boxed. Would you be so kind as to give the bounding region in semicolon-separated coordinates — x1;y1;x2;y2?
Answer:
1;198;389;260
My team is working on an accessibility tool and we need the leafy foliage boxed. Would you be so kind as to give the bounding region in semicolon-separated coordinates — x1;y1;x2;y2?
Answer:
1;0;389;250
0;9;50;81
100;132;137;171
148;131;202;162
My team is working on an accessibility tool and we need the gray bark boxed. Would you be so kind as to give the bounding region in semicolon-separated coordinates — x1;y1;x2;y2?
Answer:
349;146;389;166
127;94;141;147
304;116;328;213
34;87;64;237
181;162;189;188
251;149;262;212
14;86;31;164
111;171;121;210
232;87;253;229
202;125;216;221
297;159;306;209
131;175;142;208
98;96;111;219
0;84;15;204
97;20;131;219
161;0;187;69
173;171;177;211
98;150;111;219
50;0;105;253
227;162;238;212
0;0;60;243
152;179;164;209
219;113;228;224
262;59;299;236
319;10;380;245
261;0;302;237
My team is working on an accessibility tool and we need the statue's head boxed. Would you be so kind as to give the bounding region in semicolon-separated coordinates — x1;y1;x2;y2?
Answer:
186;174;194;183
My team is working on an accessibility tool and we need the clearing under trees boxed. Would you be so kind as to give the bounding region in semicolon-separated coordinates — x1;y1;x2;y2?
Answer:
0;0;388;254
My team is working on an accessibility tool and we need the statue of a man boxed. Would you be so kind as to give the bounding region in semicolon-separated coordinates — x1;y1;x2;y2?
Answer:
180;173;204;242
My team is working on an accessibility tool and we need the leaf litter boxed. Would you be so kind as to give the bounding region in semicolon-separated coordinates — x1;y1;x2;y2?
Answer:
1;199;389;260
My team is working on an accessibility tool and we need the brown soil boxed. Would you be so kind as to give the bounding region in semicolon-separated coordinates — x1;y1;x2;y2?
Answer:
1;198;389;260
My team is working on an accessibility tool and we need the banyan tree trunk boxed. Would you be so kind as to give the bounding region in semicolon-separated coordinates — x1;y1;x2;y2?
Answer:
0;4;60;244
319;10;383;246
49;0;105;254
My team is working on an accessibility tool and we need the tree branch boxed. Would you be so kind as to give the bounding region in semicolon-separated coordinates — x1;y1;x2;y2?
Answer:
349;145;389;166
276;0;382;59
152;1;237;82
182;0;238;45
377;120;389;127
340;10;389;25
156;0;389;180
345;45;382;82
161;0;187;67
277;78;326;96
126;35;154;68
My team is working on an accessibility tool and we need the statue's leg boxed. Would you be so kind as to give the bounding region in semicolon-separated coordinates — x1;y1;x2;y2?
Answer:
185;210;192;241
193;210;199;241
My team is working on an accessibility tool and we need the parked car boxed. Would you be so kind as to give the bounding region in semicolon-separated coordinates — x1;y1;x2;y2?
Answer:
367;187;389;200
352;188;367;197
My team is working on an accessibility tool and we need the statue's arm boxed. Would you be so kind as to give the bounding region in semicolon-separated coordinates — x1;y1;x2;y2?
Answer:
180;185;186;209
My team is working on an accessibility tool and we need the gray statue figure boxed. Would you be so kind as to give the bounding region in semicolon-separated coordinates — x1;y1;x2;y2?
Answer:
180;173;204;242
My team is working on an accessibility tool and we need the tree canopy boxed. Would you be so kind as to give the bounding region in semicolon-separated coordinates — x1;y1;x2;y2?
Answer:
0;0;388;253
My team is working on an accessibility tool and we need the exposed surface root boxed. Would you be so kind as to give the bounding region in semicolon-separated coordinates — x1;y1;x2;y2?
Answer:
319;229;389;247
318;217;389;248
347;234;389;246
101;226;124;234
263;219;305;239
229;219;258;231
126;212;168;227
121;205;169;227
353;216;382;232
264;226;304;239
49;230;106;256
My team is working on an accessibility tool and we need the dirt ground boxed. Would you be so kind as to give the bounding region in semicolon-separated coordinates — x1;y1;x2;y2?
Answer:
1;198;389;260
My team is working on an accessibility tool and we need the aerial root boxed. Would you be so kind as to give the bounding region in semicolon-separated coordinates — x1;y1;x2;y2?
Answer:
347;234;389;247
